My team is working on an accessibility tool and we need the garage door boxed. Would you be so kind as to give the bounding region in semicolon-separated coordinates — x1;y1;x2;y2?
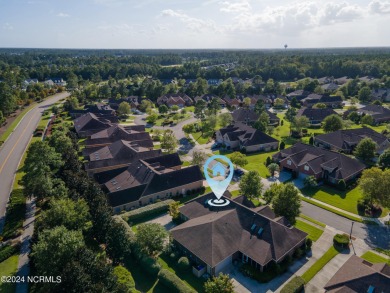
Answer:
215;255;232;275
298;172;309;180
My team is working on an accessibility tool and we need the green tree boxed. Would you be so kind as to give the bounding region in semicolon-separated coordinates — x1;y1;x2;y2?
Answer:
194;99;207;121
118;101;131;116
313;103;326;109
272;183;301;225
202;114;218;134
31;226;85;276
254;99;265;114
168;201;181;220
230;151;248;168
239;170;263;200
146;113;158;124
106;217;134;264
361;115;374;125
322;114;343;133
358;86;372;102
171;105;180;112
209;97;221;114
267;163;279;177
139;99;153;112
161;129;178;153
158;104;169;114
378;148;390;168
113;266;136;293
304;176;317;188
354;137;376;161
135;223;169;257
274;98;285;108
348;111;361;124
243;97;251;108
218;113;233;128
204;273;235;293
291;116;309;135
192;150;207;166
359;167;390;208
38;198;90;231
0;110;4;124
263;183;283;204
254;111;270;132
285;107;297;123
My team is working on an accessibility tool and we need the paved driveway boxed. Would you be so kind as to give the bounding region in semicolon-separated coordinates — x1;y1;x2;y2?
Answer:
292;178;305;189
144;212;176;231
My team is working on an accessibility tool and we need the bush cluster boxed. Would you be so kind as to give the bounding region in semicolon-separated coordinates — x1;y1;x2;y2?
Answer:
121;200;175;222
0;244;20;263
177;256;190;270
333;234;349;248
280;276;305;293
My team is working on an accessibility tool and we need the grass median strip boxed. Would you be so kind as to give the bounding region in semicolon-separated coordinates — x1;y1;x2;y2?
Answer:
299;214;326;228
301;246;339;283
294;219;324;242
361;251;390;265
300;196;363;223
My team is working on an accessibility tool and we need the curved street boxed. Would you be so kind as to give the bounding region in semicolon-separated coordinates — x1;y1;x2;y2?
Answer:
0;92;70;232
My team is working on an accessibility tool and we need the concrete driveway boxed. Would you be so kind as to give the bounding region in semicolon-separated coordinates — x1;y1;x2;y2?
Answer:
292;178;305;189
277;171;292;182
144;212;176;231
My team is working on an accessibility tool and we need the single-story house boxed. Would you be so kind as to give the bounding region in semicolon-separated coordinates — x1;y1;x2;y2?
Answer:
321;83;340;92
272;142;366;184
231;108;280;126
371;88;390;102
223;96;241;108
286;90;311;101
95;153;204;212
157;94;193;108
297;107;338;125
171;192;307;276
73;112;119;138
314;127;390;154
82;124;153;156
216;122;279;153
334;76;352;85
194;94;226;107
344;105;390;125
70;103;116;118
108;96;145;110
44;77;66;86
84;139;161;173
302;95;342;108
324;255;390;293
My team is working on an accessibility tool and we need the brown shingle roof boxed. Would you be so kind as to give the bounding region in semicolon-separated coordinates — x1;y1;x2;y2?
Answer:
172;193;307;268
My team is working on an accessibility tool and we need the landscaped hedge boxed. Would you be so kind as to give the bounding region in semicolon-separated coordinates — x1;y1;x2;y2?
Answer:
1;189;26;240
0;244;20;263
158;269;196;293
333;234;349;248
121;200;175;223
136;254;161;277
280;276;305;293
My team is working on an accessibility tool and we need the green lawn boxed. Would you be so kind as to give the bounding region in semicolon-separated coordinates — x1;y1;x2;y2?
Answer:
37;114;51;129
301;246;339;283
159;254;205;293
0;104;36;143
299;214;326;228
184;106;195;113
230;190;240;198
214;149;278;177
294;219;324;241
300;196;363;222
361;251;390;265
191;132;210;144
0;255;19;293
182;161;191;167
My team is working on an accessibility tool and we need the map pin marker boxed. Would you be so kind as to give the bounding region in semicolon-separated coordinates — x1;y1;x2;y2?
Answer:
204;155;233;207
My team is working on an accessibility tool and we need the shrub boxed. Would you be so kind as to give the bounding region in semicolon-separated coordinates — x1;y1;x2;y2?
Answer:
306;238;313;250
138;255;161;276
177;256;190;270
158;269;196;293
0;244;20;263
309;136;314;145
333;234;349;248
280;276;305;293
170;252;178;260
280;141;285;150
337;179;346;191
121;200;175;222
265;157;272;166
113;265;136;292
293;248;304;259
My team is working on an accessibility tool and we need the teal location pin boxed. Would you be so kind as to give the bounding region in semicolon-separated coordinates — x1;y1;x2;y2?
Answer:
204;155;233;207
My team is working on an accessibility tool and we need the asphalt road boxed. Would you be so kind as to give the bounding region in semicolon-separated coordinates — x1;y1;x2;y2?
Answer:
301;201;390;249
0;92;70;233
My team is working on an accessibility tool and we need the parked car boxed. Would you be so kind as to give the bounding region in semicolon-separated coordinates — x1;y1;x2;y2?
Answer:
211;142;221;150
234;169;244;176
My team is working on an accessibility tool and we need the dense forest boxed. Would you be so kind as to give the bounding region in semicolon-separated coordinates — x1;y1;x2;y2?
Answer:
1;48;390;119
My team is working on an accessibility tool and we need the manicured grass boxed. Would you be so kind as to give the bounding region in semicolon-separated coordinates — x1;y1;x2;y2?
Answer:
374;248;390;257
214;149;278;177
299;214;326;228
191;132;210;144
159;254;205;293
37;113;51;129
230;190;240;198
182;161;191;167
0;255;19;293
0;104;36;143
294;219;324;241
301;246;339;283
301;185;362;215
184;106;195;113
300;196;363;223
361;251;390;265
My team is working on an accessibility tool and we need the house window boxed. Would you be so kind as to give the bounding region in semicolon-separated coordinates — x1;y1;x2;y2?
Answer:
304;165;309;171
287;160;292;166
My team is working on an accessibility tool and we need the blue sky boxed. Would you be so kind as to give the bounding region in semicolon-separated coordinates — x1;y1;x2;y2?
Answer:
1;0;390;48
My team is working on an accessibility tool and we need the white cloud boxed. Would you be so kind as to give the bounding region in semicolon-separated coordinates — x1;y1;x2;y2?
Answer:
219;0;251;13
161;9;220;33
369;0;390;14
2;23;13;30
57;12;70;18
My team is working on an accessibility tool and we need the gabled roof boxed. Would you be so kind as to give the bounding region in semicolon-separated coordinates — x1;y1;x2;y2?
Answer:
73;112;118;135
324;255;390;293
172;192;307;268
103;154;203;206
273;143;366;181
315;127;388;150
85;140;161;171
297;107;338;121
